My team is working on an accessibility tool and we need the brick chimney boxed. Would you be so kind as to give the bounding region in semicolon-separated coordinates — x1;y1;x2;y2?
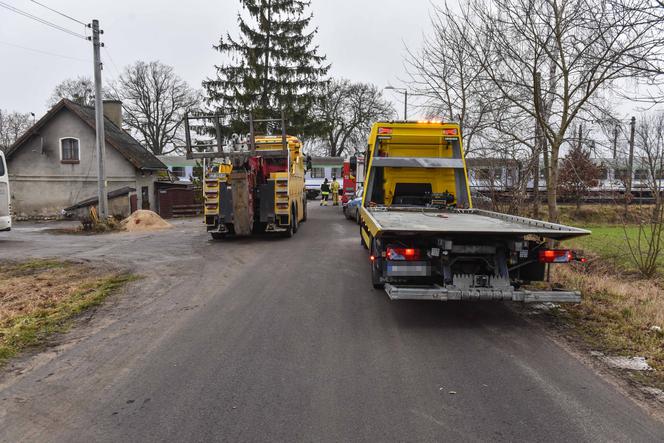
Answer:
103;100;123;128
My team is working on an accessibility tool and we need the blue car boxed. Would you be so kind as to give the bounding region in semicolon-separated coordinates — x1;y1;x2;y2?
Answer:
343;188;363;224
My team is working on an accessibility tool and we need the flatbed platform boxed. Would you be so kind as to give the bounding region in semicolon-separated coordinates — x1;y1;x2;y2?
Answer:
363;207;590;240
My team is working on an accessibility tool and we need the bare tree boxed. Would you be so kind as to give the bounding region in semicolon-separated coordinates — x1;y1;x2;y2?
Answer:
47;76;95;107
0;110;32;151
458;0;664;221
623;113;664;277
108;61;201;155
405;2;494;155
313;79;394;157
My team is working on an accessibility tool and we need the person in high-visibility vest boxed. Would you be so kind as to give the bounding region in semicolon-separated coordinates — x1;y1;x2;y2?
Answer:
331;177;340;206
320;178;330;206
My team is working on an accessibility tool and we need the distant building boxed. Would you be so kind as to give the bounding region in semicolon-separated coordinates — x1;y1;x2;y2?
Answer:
157;156;200;184
304;156;344;198
5;99;166;219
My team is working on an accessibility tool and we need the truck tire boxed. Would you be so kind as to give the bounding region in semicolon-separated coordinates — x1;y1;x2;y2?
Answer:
210;232;225;240
292;204;299;233
371;238;384;289
283;206;296;238
302;197;308;222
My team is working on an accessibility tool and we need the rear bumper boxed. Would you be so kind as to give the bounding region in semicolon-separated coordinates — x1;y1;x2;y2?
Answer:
384;284;581;303
0;216;10;232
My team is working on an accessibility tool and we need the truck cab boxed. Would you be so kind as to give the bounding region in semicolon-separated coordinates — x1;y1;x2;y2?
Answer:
360;121;590;303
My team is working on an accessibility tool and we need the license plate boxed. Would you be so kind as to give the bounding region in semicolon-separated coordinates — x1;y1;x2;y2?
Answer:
387;262;430;277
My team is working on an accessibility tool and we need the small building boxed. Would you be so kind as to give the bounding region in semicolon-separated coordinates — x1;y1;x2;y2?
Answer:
157;155;201;184
6;99;166;219
304;156;344;198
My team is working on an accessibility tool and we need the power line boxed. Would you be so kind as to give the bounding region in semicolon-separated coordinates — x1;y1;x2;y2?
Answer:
102;46;122;78
29;0;86;26
0;1;86;40
0;40;90;62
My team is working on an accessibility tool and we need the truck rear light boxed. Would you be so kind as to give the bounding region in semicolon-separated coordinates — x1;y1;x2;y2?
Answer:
386;247;422;261
538;249;573;263
378;127;392;134
443;128;458;136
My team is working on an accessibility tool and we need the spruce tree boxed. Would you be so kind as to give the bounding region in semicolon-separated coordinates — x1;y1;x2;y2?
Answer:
205;0;329;137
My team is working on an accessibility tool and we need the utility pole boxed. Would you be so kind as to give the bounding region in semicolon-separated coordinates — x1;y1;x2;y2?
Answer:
90;19;108;220
626;116;636;211
384;86;408;120
403;89;408;121
613;125;618;159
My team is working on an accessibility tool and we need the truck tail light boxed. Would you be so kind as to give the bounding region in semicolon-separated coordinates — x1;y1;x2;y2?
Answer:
386;247;422;261
443;128;458;135
378;127;393;135
538;249;573;263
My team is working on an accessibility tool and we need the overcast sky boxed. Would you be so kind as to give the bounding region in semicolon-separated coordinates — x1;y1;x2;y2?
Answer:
0;0;435;117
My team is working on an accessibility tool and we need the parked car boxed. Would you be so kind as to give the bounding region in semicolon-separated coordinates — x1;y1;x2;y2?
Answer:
344;188;363;223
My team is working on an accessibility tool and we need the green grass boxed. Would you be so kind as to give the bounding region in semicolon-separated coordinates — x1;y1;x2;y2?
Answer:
0;272;137;364
568;225;664;274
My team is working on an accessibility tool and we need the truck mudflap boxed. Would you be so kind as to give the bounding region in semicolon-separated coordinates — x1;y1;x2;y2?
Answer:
383;284;581;303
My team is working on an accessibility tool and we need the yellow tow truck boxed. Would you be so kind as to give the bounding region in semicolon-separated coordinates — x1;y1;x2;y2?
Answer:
360;121;590;303
185;114;307;239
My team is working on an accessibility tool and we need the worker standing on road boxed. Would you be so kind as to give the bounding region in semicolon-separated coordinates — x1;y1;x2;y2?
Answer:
331;177;340;206
320;178;330;206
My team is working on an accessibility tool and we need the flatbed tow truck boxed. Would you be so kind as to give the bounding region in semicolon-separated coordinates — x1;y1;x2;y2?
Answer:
359;121;590;303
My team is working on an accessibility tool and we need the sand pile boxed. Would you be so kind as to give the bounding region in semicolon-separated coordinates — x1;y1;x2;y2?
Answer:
121;210;172;232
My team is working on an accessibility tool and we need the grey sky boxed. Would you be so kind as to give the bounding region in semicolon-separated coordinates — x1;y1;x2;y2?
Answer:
0;0;435;117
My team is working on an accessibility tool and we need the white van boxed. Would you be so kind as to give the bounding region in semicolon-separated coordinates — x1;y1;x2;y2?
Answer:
0;150;11;231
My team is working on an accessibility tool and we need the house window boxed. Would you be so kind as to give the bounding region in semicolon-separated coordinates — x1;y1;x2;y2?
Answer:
60;138;80;163
172;166;186;178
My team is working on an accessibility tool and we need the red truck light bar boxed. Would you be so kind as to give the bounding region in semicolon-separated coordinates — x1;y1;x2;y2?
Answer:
538;249;573;263
386;247;422;261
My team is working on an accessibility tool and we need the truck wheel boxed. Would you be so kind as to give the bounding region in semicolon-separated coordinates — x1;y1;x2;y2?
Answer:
302;198;308;222
292;205;299;233
210;232;225;240
371;239;384;289
355;210;360;224
283;206;295;238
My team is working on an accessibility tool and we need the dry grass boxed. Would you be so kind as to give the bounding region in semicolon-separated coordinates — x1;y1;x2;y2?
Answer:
0;259;135;363
552;258;664;388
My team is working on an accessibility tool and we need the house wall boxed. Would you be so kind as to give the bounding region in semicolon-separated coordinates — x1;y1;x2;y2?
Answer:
8;109;156;218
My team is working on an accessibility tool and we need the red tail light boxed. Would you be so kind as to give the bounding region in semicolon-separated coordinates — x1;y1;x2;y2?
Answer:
538;249;573;263
443;128;458;136
378;127;393;135
386;247;422;261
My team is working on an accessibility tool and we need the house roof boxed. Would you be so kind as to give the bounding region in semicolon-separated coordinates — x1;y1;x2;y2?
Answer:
157;155;200;167
6;99;166;171
64;186;136;211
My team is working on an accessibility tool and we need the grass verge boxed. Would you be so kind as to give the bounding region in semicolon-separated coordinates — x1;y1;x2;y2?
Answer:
552;264;664;389
548;205;664;392
0;259;136;365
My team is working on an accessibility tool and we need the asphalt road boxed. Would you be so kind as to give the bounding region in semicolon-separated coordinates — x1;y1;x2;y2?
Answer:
1;205;663;442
